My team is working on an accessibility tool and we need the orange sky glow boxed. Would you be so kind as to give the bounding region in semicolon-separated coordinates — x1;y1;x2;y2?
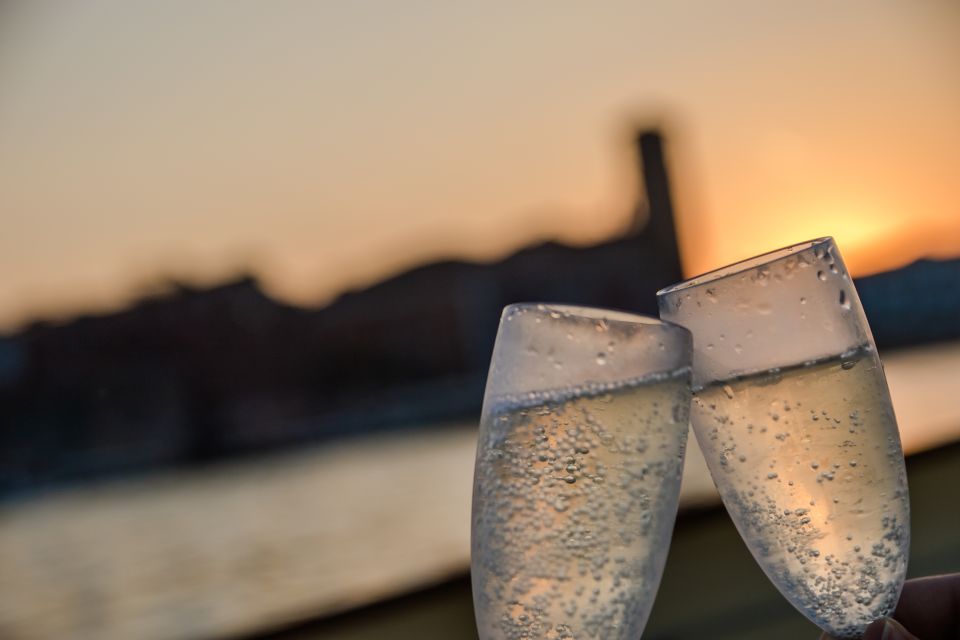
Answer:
1;1;958;331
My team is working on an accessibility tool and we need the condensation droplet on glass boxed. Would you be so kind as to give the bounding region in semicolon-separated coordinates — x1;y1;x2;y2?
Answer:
839;290;851;310
595;353;607;365
817;271;827;281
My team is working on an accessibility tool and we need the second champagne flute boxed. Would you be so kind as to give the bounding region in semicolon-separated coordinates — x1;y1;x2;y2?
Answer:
658;238;909;638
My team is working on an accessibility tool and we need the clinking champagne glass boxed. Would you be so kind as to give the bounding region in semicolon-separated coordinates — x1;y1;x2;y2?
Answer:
658;238;910;638
470;304;692;640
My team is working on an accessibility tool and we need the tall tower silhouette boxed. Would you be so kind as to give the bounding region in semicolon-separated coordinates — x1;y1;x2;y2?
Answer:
633;129;683;280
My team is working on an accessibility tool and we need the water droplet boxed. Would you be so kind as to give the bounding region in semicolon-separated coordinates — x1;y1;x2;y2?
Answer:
800;297;806;304
767;472;778;479
841;360;857;370
733;343;743;354
839;290;850;309
706;343;715;351
817;271;827;281
564;475;576;484
595;353;607;365
723;385;735;399
810;461;819;469
829;263;839;274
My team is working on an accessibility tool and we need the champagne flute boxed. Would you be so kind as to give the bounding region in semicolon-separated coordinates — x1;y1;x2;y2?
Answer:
471;304;692;640
658;238;909;638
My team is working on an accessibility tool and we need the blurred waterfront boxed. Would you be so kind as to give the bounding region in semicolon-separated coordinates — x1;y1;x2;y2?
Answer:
3;339;960;639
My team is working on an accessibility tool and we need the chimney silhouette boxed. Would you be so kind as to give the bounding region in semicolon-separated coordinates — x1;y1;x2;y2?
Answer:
633;130;683;275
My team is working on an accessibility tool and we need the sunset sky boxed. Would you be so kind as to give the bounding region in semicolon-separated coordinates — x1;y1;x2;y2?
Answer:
1;1;958;330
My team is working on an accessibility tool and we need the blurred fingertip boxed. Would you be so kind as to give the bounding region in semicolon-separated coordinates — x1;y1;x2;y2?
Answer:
880;617;918;640
857;617;918;640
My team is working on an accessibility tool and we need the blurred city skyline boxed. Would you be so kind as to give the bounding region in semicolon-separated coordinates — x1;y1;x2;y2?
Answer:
2;0;959;330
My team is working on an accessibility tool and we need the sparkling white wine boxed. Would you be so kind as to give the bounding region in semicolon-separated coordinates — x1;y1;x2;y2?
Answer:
692;346;909;638
471;371;689;640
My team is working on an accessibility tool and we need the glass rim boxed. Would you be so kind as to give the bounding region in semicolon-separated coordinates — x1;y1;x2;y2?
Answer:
656;237;833;297
503;302;689;333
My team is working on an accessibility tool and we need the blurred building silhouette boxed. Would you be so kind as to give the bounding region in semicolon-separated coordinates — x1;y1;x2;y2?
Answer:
856;258;960;348
1;131;958;497
0;132;682;495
